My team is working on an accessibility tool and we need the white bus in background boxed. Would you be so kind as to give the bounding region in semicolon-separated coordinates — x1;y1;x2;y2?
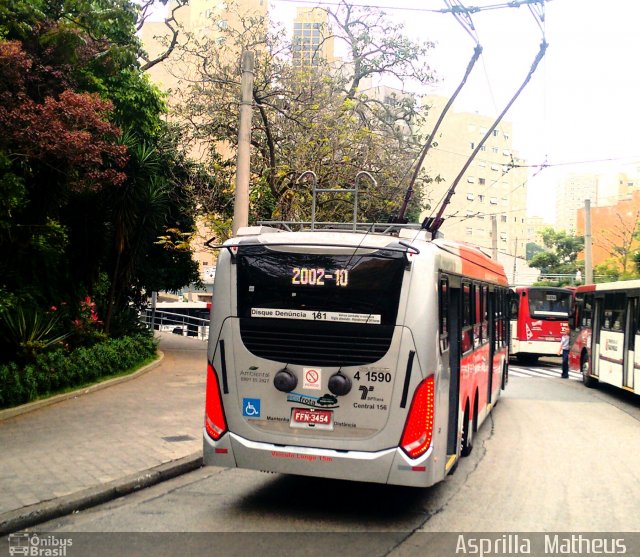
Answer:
570;280;640;392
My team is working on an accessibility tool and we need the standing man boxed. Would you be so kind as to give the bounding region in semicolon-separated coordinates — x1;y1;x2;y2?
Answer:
558;333;570;378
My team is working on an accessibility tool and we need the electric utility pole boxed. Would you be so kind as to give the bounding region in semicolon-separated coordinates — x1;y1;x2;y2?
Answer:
232;51;255;236
584;199;593;284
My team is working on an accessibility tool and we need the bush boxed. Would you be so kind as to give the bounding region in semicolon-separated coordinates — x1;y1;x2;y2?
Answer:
0;306;69;364
0;332;157;409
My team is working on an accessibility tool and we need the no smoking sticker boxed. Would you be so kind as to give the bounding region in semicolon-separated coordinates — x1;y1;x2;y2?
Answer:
303;367;321;390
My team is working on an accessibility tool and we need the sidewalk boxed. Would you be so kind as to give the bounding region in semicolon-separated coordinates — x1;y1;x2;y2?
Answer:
0;332;208;535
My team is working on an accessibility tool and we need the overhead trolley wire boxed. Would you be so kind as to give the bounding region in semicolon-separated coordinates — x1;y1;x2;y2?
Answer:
426;2;548;238
396;0;482;222
275;0;549;16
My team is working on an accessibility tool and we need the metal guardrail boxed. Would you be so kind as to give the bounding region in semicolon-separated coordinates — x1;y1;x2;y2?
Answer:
141;309;210;341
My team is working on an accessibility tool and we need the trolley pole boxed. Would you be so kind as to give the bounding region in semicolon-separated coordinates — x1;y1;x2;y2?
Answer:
584;199;593;284
232;51;255;236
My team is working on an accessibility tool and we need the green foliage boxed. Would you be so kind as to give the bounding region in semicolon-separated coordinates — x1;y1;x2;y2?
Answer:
0;332;157;409
0;306;69;364
594;260;621;283
526;242;545;261
634;251;640;275
0;0;46;39
539;227;584;262
0;1;210;341
175;5;434;225
529;227;584;276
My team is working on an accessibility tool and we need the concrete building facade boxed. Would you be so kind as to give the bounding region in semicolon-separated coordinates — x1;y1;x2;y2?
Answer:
420;96;529;262
141;0;268;96
576;190;640;271
555;169;640;235
292;7;335;67
525;215;549;247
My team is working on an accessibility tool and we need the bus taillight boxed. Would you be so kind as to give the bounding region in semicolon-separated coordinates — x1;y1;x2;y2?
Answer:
205;362;227;440
400;376;435;459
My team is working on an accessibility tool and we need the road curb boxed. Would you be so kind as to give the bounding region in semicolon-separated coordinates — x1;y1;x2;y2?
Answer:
0;452;203;536
0;351;165;422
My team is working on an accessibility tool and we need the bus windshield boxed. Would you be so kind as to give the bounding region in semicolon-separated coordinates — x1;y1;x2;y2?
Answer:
528;289;572;319
236;245;406;326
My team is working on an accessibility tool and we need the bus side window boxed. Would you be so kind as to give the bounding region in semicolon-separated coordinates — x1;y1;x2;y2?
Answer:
603;293;626;331
626;298;637;351
481;285;488;343
492;289;499;351
496;289;505;350
462;282;473;353
583;294;593;328
509;292;519;320
473;283;481;347
439;276;450;352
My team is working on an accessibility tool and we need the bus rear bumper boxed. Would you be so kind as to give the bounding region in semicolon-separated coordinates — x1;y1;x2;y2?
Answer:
512;339;560;357
203;429;439;487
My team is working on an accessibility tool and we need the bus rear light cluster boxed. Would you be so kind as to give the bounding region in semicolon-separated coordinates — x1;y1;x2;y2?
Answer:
400;375;435;459
205;363;227;440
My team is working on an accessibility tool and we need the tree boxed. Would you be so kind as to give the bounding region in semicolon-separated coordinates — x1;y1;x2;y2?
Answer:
529;227;584;280
593;261;621;283
526;241;545;261
592;209;640;278
173;2;436;228
0;0;207;340
137;0;189;71
0;39;128;308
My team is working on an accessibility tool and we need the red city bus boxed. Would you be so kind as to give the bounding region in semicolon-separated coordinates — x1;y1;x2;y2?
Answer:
570;280;639;392
203;226;511;487
509;286;573;364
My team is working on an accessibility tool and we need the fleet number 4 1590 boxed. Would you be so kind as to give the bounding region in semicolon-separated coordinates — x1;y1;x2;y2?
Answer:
354;371;392;382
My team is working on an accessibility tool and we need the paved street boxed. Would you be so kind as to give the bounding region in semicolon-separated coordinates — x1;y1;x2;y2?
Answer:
0;333;206;523
2;341;640;553
14;369;640;557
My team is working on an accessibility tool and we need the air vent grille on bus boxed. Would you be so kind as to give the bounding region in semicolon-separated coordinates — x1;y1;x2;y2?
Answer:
239;318;393;366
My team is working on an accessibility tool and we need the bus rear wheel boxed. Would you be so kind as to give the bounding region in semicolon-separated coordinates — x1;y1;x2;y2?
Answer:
581;352;597;388
461;405;473;457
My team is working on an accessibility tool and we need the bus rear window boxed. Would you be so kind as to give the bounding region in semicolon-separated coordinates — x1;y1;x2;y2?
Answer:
528;289;572;319
236;245;405;326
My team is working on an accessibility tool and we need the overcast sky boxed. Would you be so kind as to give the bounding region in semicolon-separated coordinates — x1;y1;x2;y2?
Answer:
271;0;640;223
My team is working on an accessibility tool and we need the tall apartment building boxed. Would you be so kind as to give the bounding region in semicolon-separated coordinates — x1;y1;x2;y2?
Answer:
525;215;548;246
141;0;268;95
292;7;335;67
420;96;529;260
611;166;640;201
554;174;599;235
555;167;640;235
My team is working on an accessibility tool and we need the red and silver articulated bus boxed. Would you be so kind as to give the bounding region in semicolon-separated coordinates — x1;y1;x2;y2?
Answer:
509;286;573;364
203;223;511;487
570;280;640;392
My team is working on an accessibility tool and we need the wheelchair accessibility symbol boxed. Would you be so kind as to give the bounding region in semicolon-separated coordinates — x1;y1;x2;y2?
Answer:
242;398;261;418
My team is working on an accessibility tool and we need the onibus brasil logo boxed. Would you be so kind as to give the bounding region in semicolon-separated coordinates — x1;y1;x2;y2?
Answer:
8;533;72;556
